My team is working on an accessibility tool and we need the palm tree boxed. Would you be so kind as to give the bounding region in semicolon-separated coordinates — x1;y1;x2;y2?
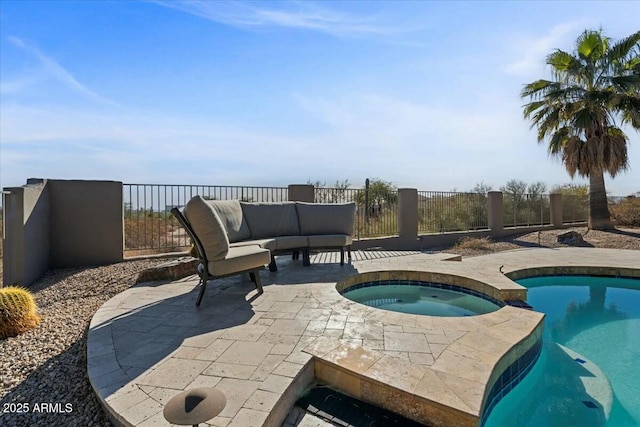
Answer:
522;29;640;230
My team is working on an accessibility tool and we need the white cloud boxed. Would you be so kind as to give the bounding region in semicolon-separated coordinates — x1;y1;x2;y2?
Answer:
152;0;403;37
7;36;123;108
295;92;523;152
503;22;584;78
0;75;40;94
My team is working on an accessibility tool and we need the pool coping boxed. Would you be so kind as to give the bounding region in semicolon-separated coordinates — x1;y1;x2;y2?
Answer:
86;248;639;427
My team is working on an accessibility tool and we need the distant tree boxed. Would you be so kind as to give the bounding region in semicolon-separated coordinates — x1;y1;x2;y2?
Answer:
527;182;548;199
472;182;493;194
551;183;590;197
521;29;640;230
500;179;528;201
501;180;529;226
355;178;397;217
308;179;351;203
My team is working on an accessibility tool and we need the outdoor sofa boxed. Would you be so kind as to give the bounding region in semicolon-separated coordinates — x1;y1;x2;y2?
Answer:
172;195;356;306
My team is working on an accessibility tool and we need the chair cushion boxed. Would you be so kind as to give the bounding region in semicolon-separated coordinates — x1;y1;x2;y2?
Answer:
184;196;230;261
274;236;308;251
306;234;353;248
208;200;251;242
208;245;270;277
241;202;301;238
230;239;277;251
296;202;356;235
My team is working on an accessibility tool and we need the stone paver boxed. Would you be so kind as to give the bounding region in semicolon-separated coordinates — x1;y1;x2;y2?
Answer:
88;248;639;427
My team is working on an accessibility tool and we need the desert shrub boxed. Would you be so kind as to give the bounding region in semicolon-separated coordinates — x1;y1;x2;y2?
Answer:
354;206;398;238
418;192;488;233
124;210;184;252
454;236;494;250
610;197;640;226
0;286;41;339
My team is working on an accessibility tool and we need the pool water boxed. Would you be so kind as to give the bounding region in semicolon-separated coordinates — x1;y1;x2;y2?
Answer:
341;284;501;317
485;275;640;427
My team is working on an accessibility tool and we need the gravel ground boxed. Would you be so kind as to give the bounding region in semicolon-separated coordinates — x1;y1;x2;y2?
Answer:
0;227;638;426
0;259;163;427
445;226;640;256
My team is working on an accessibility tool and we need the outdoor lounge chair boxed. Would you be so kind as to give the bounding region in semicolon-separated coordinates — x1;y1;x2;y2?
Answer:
170;196;270;306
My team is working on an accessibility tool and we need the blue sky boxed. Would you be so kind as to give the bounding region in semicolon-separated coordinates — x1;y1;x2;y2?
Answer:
1;1;639;195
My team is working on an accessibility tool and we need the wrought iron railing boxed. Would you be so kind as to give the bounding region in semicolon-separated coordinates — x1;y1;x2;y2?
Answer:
562;195;589;224
418;191;488;233
123;184;288;253
503;193;551;228
123;183;622;254
314;187;399;239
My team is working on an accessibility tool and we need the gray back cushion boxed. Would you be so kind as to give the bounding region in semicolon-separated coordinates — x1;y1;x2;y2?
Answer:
184;196;230;261
296;202;356;235
241;202;301;239
208;200;251;242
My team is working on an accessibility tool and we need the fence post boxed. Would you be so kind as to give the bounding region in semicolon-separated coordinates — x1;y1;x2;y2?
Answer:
550;193;563;227
288;184;314;202
488;191;504;237
398;188;420;249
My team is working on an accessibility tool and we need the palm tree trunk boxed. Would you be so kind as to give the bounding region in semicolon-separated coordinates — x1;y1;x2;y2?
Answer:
588;169;614;230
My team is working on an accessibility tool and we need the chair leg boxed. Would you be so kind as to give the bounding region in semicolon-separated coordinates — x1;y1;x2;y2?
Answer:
249;272;256;283
292;250;299;260
269;255;278;272
253;269;263;294
303;249;311;267
348;246;352;264
340;248;345;265
195;266;208;307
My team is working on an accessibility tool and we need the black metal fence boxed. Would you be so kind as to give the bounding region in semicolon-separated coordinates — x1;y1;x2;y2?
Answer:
418;191;488;233
562;195;589;224
123;184;287;253
314;187;399;239
503;193;551;228
124;183;626;254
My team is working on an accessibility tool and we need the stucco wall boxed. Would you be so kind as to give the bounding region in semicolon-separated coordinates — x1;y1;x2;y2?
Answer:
2;180;50;286
48;180;123;268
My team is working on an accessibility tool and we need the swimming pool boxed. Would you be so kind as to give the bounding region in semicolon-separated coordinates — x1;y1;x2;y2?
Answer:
340;281;504;317
484;275;640;427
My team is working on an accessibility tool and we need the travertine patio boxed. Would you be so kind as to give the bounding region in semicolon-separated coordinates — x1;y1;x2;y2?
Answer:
87;248;639;427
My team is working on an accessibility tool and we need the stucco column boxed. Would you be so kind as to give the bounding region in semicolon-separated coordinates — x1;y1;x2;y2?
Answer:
550;193;563;227
288;184;314;202
2;180;50;286
488;191;504;236
398;188;419;248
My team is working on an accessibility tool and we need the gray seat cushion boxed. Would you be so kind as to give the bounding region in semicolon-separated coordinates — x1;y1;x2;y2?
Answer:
241;202;301;239
230;239;277;251
184;196;230;261
208;245;270;277
208;200;251;243
296;202;356;235
274;236;308;251
306;234;352;248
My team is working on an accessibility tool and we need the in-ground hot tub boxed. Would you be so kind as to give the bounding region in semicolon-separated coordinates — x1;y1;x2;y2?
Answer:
337;271;506;317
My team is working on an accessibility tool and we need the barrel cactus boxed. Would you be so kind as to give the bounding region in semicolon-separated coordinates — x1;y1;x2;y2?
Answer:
0;286;41;339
